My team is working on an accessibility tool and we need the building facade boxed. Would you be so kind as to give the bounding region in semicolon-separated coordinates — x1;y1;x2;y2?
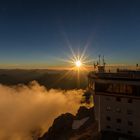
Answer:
88;68;140;137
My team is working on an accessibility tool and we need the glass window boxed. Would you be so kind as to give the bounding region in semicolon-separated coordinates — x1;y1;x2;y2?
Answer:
106;116;111;121
127;109;133;115
128;98;133;103
128;131;133;135
116;118;122;123
116;108;121;113
106;106;111;111
116;97;121;102
126;85;132;94
106;97;111;101
106;125;111;129
120;84;126;93
113;84;120;93
107;84;113;92
116;128;121;131
128;121;133;126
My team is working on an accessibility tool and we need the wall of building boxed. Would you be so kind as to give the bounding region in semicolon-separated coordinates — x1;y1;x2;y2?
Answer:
94;94;140;137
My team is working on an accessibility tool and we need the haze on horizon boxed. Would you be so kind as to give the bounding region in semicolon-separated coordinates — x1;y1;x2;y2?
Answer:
0;0;140;69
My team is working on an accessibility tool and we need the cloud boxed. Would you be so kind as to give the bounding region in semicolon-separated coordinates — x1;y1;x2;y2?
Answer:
0;81;83;140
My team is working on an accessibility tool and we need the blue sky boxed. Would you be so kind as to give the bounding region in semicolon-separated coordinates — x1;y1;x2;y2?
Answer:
0;0;140;68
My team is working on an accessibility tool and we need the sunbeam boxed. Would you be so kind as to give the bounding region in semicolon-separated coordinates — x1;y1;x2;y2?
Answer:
56;46;93;88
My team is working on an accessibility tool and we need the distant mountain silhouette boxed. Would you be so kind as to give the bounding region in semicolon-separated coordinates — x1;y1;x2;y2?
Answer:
0;69;88;89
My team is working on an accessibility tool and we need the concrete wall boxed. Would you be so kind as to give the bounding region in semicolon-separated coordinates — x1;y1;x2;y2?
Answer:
94;94;140;137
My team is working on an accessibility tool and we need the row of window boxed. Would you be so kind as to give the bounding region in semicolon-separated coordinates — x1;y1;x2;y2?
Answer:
95;82;140;95
106;106;133;115
116;97;133;103
107;84;133;94
106;116;133;126
106;97;133;103
106;125;133;135
95;83;133;94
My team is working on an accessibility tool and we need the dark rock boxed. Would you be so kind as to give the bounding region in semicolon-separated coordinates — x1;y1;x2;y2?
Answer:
38;106;96;140
76;106;94;120
82;91;92;104
39;113;74;140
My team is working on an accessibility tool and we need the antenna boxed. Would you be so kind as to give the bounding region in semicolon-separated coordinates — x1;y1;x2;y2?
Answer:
98;55;101;65
136;64;139;70
103;55;106;66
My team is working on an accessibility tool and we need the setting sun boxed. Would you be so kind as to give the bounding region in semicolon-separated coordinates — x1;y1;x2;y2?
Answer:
58;46;93;71
75;60;82;67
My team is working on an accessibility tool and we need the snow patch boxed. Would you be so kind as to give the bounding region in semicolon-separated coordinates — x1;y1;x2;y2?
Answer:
72;117;89;130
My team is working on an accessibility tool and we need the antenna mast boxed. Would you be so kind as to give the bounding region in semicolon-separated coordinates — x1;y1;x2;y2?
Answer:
98;55;101;65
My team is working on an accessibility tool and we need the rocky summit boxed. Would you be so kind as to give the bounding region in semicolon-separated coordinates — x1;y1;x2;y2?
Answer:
38;106;99;140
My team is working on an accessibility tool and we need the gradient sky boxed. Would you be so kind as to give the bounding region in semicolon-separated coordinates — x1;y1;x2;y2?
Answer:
0;0;140;68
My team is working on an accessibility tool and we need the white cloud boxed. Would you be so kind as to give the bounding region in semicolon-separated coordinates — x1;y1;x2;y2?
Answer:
0;81;83;140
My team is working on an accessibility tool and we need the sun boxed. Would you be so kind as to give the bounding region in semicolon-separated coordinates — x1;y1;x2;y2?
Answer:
75;60;82;67
57;46;93;71
55;46;93;88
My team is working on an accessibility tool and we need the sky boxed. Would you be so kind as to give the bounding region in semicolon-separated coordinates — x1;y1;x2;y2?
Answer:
0;0;140;69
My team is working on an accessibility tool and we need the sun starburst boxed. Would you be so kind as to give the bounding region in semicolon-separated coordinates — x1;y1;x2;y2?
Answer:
66;47;93;71
53;46;94;88
75;60;82;67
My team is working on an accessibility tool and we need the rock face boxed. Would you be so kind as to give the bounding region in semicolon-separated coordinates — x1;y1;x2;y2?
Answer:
38;106;98;140
76;106;94;120
38;106;140;140
39;113;74;140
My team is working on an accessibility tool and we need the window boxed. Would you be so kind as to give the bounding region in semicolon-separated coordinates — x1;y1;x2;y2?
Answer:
127;109;133;115
116;97;121;102
128;121;133;126
113;84;120;93
128;130;133;135
120;84;126;93
106;125;111;129
126;85;132;94
116;118;122;123
106;97;111;101
95;83;109;92
128;98;133;103
116;108;121;113
106;116;111;121
106;106;111;111
107;84;113;92
116;128;121;131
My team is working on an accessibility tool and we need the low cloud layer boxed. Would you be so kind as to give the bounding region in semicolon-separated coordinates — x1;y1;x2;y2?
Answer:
0;81;83;140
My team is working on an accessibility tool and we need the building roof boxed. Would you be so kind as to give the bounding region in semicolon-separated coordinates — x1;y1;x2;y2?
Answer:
88;70;140;81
